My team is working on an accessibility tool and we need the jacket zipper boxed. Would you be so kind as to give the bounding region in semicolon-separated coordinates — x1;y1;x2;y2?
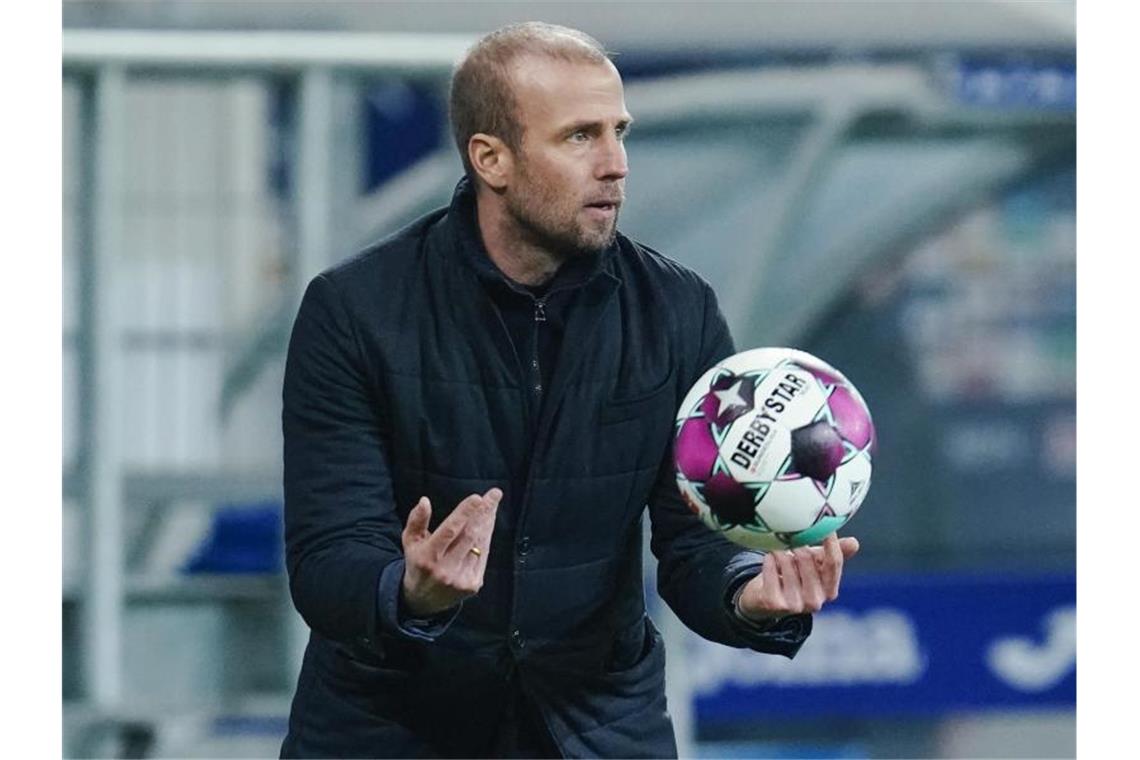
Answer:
532;297;546;398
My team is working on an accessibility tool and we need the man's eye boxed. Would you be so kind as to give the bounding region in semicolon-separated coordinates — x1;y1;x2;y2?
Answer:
570;131;589;142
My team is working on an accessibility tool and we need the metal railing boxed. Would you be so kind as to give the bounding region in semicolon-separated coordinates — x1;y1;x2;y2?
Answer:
64;29;472;729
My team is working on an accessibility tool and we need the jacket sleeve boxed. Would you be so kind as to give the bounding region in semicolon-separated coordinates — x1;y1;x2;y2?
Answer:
648;281;811;657
282;274;456;647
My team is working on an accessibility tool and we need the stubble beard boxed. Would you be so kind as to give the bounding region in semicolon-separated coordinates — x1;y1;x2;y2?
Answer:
506;181;619;262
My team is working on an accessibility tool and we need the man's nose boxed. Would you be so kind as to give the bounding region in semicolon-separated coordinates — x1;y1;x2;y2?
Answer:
596;136;629;181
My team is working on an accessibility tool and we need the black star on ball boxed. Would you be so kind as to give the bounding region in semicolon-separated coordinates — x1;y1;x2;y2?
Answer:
789;420;845;482
703;471;757;527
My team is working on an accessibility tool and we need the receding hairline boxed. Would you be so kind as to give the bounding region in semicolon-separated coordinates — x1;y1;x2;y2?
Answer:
501;50;621;98
461;27;614;92
448;23;617;178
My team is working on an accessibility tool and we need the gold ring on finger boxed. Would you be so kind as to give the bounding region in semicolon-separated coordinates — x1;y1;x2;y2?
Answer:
469;546;482;557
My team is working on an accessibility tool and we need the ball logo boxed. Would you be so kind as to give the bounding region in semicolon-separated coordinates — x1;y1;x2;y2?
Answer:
729;413;776;473
727;372;808;475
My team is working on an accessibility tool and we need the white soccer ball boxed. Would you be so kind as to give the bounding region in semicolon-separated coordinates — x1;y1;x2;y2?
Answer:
673;348;875;550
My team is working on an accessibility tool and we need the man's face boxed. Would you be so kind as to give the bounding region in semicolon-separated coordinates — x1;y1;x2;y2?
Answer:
503;55;632;258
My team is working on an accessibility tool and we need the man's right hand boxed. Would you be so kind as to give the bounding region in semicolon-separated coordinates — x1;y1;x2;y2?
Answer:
400;487;502;617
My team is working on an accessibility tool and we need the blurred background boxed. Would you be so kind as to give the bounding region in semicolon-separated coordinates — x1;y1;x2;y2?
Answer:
61;1;1075;757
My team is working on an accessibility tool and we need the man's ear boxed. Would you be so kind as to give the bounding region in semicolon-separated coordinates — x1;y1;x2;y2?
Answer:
468;133;513;191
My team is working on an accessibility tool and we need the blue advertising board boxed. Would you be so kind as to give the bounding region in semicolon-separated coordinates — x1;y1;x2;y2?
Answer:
940;57;1076;110
687;573;1075;720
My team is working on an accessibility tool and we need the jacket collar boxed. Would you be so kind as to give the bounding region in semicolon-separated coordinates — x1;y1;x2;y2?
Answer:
447;177;619;295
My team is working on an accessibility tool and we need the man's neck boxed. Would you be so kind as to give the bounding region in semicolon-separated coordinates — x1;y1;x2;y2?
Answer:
475;191;563;287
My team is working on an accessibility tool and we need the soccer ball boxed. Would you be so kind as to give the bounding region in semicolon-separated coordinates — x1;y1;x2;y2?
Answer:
673;347;875;550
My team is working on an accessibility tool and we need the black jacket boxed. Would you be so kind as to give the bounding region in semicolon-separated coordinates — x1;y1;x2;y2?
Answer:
281;180;810;758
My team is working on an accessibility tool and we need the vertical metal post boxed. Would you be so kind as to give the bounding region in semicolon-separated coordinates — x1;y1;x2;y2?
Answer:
296;66;334;293
86;64;127;710
661;608;696;758
329;75;363;259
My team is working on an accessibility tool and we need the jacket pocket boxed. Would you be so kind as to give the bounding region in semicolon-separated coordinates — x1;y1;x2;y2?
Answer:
600;369;676;425
316;640;414;705
606;615;657;674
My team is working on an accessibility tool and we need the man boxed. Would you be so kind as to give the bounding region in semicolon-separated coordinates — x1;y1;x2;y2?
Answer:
281;22;859;759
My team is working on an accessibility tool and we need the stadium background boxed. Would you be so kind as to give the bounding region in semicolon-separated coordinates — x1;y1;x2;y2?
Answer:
60;2;1076;757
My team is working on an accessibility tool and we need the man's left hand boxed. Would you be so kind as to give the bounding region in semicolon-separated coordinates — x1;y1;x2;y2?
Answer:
736;533;860;623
